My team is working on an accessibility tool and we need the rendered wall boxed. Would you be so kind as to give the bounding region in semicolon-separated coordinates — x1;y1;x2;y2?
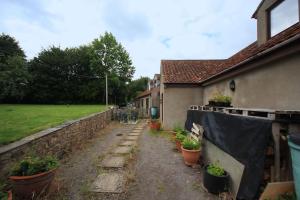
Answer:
203;53;300;110
162;86;203;130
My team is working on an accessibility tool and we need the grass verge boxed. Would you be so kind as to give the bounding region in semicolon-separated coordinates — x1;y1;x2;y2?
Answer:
0;104;107;145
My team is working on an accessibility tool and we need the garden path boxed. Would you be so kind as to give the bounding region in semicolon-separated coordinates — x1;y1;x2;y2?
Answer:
47;121;217;200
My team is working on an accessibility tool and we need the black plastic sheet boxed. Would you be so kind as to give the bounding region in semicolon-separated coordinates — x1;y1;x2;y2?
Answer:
185;110;272;199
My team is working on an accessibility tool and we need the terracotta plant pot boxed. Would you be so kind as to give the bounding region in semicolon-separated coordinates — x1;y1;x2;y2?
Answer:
10;168;57;199
175;140;182;152
181;147;201;166
150;121;161;131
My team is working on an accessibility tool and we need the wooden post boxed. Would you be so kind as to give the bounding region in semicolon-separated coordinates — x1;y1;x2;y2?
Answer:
272;122;281;181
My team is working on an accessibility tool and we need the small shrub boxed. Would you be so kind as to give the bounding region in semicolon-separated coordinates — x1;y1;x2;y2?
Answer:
175;133;186;142
207;163;225;177
182;138;201;150
172;124;183;132
11;156;59;176
210;92;232;104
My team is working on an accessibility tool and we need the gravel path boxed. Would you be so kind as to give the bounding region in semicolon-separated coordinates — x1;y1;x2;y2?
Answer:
47;122;217;200
127;130;217;200
48;122;136;200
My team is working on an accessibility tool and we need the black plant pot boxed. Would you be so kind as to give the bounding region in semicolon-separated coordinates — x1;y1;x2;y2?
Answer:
203;165;229;194
208;101;216;106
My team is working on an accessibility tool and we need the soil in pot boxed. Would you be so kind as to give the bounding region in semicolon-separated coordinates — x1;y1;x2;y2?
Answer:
10;169;56;199
203;165;229;194
181;147;200;166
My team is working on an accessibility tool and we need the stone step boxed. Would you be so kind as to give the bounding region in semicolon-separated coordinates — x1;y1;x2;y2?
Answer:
101;156;126;168
113;146;132;154
128;132;141;136
125;136;139;141
119;140;137;146
90;172;124;193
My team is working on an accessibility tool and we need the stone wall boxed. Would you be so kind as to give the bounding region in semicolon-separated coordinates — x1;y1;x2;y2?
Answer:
0;108;114;179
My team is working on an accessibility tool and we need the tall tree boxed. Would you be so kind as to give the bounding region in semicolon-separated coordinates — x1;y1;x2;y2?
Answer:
0;33;25;63
0;34;28;102
127;77;150;101
89;32;135;105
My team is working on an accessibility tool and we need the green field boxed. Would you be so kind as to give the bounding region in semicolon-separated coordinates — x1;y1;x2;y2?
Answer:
0;104;107;145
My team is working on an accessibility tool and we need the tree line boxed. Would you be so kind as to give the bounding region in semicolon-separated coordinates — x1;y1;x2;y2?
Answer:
0;32;149;105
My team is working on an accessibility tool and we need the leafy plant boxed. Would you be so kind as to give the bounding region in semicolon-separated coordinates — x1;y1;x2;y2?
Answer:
0;182;7;200
207;163;225;177
210;92;232;104
275;192;297;200
182;138;201;150
175;133;186;142
11;156;59;176
173;124;183;133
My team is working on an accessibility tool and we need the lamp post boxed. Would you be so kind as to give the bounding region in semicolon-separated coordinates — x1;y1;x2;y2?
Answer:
106;73;108;107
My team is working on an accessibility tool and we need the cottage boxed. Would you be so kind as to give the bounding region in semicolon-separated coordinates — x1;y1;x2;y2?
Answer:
160;0;300;130
135;74;160;117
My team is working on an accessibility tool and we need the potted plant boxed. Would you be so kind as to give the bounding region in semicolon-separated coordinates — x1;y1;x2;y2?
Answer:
181;138;201;166
203;163;229;194
208;93;232;107
9;156;59;199
175;133;186;152
150;119;161;131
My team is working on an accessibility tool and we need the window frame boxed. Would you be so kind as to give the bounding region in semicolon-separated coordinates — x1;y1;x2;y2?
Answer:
267;0;300;38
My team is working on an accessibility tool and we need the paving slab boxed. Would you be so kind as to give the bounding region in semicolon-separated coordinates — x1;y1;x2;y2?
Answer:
128;132;141;136
125;136;139;141
101;156;125;168
132;130;141;133
119;140;137;146
90;173;124;193
113;146;132;154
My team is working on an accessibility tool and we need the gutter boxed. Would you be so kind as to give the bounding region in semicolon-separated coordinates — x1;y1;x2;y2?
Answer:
200;33;300;86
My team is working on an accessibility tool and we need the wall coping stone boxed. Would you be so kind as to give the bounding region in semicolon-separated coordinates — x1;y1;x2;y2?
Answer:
0;108;112;155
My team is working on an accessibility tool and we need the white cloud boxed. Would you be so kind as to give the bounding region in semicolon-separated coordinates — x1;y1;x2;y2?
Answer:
0;0;261;78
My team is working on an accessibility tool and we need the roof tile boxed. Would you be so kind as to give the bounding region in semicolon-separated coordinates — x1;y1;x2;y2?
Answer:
162;23;300;84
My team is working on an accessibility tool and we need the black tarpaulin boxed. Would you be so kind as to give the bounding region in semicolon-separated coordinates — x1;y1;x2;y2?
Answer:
185;110;272;199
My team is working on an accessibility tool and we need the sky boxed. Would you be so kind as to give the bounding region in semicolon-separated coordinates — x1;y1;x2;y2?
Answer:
0;0;261;79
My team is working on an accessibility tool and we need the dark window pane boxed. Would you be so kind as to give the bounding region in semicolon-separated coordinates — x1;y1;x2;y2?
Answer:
270;0;299;36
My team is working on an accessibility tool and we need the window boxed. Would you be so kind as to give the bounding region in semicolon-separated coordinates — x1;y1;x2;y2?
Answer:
270;0;299;37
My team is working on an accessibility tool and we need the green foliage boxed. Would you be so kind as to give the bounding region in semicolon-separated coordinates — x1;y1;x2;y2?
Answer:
274;192;297;200
0;56;29;102
207;163;225;177
0;34;29;103
0;181;8;200
0;32;136;105
211;92;232;104
173;124;183;133
182;138;201;150
212;93;231;103
0;33;25;63
11;156;59;176
175;133;186;142
127;76;150;101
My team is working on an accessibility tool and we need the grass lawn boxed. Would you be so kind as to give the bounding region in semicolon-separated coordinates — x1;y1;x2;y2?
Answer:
0;104;107;146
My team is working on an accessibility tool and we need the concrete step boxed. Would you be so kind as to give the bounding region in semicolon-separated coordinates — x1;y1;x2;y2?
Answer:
125;136;139;141
119;140;137;146
90;172;125;193
112;146;132;154
101;156;126;168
